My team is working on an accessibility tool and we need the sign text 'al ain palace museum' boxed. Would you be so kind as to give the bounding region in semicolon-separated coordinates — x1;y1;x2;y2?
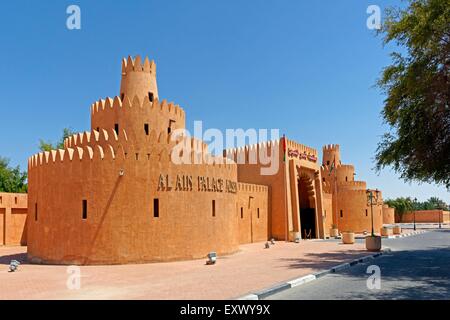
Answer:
158;174;237;193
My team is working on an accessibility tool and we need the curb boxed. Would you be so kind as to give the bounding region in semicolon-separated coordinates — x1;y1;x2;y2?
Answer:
384;230;427;239
237;247;392;300
345;229;428;240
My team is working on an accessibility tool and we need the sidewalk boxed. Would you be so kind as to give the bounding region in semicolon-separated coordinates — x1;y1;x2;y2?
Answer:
0;240;375;300
344;228;428;239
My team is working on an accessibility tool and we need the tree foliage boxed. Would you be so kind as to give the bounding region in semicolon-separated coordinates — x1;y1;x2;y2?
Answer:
0;157;27;193
375;0;450;189
384;197;415;216
39;128;75;152
416;196;449;210
385;196;449;216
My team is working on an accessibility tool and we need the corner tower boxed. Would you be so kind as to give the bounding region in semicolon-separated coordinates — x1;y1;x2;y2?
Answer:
91;55;185;140
322;144;341;167
120;55;158;101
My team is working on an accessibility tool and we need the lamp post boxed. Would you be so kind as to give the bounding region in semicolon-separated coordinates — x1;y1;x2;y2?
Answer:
413;197;417;231
439;210;442;229
366;189;382;236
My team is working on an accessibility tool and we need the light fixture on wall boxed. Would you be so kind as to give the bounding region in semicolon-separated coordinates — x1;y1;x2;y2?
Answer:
9;260;20;272
119;169;125;177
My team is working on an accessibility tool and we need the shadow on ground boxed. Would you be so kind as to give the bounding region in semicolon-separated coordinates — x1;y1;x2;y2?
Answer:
279;230;450;300
341;247;450;300
279;249;368;270
0;252;28;265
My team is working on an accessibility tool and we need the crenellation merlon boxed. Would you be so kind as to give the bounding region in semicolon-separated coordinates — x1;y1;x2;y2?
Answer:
323;144;340;152
122;55;156;75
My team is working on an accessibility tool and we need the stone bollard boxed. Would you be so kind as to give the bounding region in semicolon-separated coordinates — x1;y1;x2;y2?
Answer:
381;227;393;236
330;228;339;238
393;225;401;235
342;232;355;244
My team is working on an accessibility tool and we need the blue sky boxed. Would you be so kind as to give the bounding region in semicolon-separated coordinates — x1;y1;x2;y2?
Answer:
0;0;448;201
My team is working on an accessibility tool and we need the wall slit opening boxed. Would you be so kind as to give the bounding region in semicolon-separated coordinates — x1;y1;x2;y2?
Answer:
153;198;159;218
82;200;87;220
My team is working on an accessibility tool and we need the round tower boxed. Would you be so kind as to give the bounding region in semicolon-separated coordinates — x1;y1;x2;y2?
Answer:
120;55;158;101
91;55;185;142
322;144;341;167
336;164;355;183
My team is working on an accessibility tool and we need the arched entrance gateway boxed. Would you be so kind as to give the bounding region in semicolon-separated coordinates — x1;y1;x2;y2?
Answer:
297;173;317;239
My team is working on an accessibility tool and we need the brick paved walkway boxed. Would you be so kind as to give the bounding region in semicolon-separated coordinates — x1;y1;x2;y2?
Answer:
0;239;377;300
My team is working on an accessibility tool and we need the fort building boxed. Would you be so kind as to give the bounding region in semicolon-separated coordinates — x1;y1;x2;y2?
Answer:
320;145;384;234
0;192;27;246
226;139;325;241
26;56;390;265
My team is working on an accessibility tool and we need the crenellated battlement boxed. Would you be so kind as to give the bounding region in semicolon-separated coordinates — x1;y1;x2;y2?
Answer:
90;94;186;140
224;139;280;163
33;126;235;171
323;144;340;152
90;95;185;119
63;127;180;150
64;128;123;149
29;143;236;170
122;55;156;75
29;144;116;168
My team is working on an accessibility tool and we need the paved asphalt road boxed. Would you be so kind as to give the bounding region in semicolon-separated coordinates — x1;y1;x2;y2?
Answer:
267;229;450;300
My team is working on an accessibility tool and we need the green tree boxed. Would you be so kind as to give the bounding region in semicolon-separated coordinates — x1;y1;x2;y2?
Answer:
384;197;415;219
375;0;450;189
422;196;449;210
0;157;27;193
385;196;449;214
39;128;75;151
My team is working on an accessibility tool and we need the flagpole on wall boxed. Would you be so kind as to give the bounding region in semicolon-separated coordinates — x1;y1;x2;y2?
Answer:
329;155;339;232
